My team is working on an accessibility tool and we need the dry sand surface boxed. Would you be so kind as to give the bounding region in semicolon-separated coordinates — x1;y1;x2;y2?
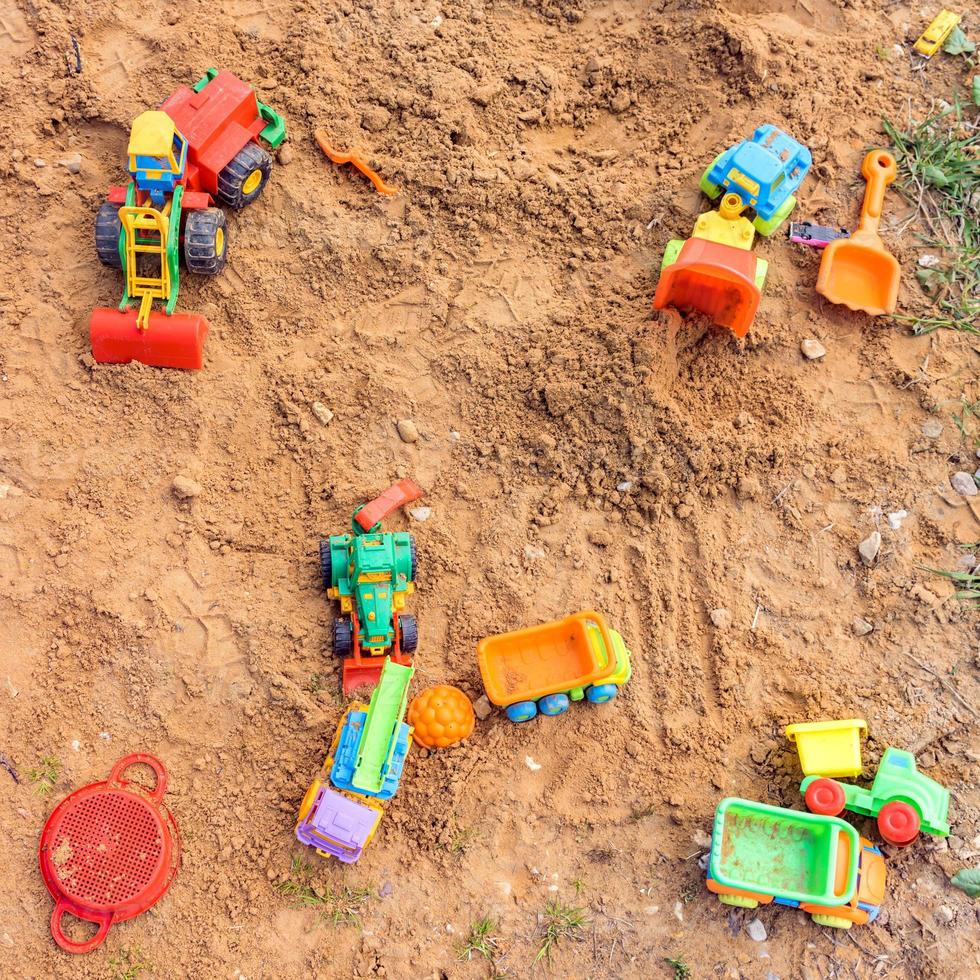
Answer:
1;0;979;977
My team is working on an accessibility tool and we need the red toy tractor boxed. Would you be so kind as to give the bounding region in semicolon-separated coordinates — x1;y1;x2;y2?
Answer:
90;69;286;369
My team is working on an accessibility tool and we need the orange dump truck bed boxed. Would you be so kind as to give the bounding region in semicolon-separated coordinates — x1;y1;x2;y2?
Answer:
477;611;621;706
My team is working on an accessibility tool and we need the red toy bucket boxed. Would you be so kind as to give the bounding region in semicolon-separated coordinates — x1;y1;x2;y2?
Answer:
38;753;180;953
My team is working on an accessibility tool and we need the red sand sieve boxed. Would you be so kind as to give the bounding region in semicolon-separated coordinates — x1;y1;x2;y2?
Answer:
38;753;180;953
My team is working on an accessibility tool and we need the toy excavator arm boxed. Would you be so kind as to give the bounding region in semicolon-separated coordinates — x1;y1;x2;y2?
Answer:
353;479;423;533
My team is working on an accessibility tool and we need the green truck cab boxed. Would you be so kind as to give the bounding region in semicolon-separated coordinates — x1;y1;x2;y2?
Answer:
802;747;951;847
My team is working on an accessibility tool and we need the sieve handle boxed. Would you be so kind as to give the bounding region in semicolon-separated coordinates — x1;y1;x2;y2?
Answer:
109;753;168;804
50;901;112;954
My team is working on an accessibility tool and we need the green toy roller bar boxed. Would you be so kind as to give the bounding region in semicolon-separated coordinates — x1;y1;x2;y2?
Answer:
709;798;859;907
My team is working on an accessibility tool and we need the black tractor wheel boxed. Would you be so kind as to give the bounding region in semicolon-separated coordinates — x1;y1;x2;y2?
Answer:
318;540;333;590
333;617;353;657
95;203;122;268
184;208;228;276
398;613;418;653
217;142;272;209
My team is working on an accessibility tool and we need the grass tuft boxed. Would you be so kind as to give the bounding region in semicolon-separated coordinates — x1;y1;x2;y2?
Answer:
666;955;692;980
277;858;371;926
883;94;979;334
926;544;980;604
457;915;500;962
28;756;60;796
109;947;150;980
533;900;588;964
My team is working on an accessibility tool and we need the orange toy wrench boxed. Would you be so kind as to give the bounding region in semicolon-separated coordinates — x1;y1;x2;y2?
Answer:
314;129;398;196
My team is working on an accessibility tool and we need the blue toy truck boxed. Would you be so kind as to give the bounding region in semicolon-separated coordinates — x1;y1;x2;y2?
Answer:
700;125;812;236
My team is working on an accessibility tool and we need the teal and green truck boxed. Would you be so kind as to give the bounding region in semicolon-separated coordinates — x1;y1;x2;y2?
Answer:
706;798;887;929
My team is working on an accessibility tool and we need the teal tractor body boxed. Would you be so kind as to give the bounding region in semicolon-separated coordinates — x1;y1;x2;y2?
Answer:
319;479;422;694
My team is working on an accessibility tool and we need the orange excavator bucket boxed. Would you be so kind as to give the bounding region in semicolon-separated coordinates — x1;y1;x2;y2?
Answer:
653;238;761;338
90;307;209;370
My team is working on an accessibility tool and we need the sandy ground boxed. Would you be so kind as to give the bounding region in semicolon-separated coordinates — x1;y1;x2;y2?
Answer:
1;0;979;977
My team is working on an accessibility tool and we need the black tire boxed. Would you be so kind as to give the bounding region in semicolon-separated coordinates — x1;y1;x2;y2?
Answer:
409;536;418;582
217;142;272;209
398;613;418;653
318;540;333;590
95;203;122;268
333;617;353;657
184;208;228;276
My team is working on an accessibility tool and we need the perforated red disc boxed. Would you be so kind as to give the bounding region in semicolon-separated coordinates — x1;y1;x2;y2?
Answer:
39;754;180;953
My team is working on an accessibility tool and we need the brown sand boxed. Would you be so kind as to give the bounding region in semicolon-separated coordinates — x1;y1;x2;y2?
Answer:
1;0;978;976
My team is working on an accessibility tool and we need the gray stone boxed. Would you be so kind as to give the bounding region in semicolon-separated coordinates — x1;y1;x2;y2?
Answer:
396;419;419;443
745;918;767;941
922;419;943;440
858;531;881;565
950;472;978;497
800;338;826;360
473;694;493;721
852;617;874;636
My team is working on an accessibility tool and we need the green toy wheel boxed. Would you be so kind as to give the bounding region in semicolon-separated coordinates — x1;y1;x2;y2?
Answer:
699;152;725;198
811;914;852;930
718;894;758;909
184;208;228;276
217;142;272;209
753;195;796;237
95;203;123;268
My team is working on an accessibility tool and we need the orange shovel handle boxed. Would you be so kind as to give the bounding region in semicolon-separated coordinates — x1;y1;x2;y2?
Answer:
857;150;897;235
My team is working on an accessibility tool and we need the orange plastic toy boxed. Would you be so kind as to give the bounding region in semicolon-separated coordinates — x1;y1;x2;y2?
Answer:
653;237;762;338
407;685;475;748
315;130;398;196
816;150;900;316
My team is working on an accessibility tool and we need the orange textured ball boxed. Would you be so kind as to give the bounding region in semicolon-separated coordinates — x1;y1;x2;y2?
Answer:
408;685;475;749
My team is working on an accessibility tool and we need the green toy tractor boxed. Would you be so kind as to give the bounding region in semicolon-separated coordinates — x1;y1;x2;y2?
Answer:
319;480;421;693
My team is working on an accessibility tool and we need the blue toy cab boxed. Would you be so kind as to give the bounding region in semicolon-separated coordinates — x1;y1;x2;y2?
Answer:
700;124;812;236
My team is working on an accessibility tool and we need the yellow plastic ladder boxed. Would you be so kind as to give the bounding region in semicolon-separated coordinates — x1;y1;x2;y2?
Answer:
119;204;171;331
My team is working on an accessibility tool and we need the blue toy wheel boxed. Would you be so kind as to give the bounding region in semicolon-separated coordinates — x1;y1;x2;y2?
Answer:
506;701;538;723
586;684;618;704
538;693;570;716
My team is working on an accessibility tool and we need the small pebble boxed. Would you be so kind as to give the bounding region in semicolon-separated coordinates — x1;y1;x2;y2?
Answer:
523;545;545;560
746;918;767;942
616;480;632;492
34;158;46;167
886;509;908;530
852;617;874;637
278;145;294;165
171;475;202;499
525;756;542;771
858;531;881;566
408;506;431;522
709;608;732;630
800;338;826;360
934;905;955;926
396;419;419;443
950;472;978;497
922;419;943;440
473;695;492;721
311;402;333;426
58;152;82;174
449;430;461;443
918;254;941;268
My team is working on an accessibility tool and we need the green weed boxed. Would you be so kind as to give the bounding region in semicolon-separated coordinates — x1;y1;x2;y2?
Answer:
109;947;150;980
926;545;980;604
28;756;60;796
533;901;588;964
457;915;500;962
666;955;692;980
883;95;979;334
277;859;371;926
